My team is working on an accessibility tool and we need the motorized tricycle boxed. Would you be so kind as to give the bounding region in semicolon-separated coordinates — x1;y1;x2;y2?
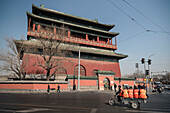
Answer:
109;94;147;109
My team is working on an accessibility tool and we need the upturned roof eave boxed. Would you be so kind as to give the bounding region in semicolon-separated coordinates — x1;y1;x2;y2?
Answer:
27;12;119;37
32;4;115;30
14;40;127;58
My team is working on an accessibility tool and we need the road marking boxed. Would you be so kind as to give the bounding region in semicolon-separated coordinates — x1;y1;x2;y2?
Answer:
16;108;49;112
0;103;93;110
0;109;14;112
125;110;148;113
125;109;168;113
90;108;97;113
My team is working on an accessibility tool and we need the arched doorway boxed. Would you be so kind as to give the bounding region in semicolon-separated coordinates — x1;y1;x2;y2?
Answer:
103;78;110;90
56;68;67;75
92;69;98;76
73;65;86;76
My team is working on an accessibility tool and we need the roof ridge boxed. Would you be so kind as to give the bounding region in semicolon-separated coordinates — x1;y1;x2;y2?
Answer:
32;4;115;28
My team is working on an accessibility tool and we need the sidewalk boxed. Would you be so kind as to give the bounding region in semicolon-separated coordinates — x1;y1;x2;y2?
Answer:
0;89;115;94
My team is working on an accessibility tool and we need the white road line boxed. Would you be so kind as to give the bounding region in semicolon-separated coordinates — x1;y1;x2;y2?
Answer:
16;108;49;112
125;110;148;113
90;108;97;113
0;109;14;112
125;109;167;113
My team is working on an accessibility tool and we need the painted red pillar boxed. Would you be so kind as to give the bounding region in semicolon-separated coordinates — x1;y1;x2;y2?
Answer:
68;31;71;38
37;25;40;32
54;28;56;35
28;18;31;31
107;38;110;44
115;36;117;46
33;24;35;31
97;36;99;42
86;34;88;41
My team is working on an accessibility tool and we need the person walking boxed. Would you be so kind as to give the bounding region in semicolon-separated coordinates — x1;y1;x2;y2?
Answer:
114;83;117;93
57;85;60;93
47;84;50;94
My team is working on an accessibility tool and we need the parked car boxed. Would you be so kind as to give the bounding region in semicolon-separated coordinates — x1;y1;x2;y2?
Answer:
164;85;170;90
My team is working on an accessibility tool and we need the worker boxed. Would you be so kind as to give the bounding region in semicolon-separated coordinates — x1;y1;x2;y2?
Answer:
116;85;123;102
123;86;129;98
139;86;147;99
133;85;139;99
128;86;133;98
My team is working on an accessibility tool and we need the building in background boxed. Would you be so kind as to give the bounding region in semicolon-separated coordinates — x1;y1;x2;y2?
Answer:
12;5;128;91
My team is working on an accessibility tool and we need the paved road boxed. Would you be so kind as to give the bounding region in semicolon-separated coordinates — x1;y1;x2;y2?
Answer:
0;90;170;113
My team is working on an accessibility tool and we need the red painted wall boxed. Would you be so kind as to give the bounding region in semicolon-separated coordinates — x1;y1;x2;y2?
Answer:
0;84;68;90
69;79;97;86
114;80;135;87
23;53;122;77
98;76;114;87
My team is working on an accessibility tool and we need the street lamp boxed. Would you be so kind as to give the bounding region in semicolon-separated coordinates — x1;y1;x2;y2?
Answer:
148;54;155;93
141;54;155;93
77;50;81;91
141;58;148;92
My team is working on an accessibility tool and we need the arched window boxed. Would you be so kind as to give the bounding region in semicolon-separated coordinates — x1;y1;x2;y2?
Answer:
103;77;110;90
57;67;67;75
74;65;86;76
92;69;98;76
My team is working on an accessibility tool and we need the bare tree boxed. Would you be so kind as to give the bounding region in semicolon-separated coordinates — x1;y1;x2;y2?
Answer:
126;70;145;78
0;37;29;79
34;25;73;81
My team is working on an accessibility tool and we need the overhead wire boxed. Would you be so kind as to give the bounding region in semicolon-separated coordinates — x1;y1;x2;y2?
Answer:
108;0;148;31
108;0;149;43
118;31;146;44
122;0;170;35
108;0;170;43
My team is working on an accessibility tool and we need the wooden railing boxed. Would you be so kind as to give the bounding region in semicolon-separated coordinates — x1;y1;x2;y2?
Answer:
27;29;117;50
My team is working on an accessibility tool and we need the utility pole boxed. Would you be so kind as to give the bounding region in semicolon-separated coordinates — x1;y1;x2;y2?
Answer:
135;63;139;76
148;54;154;92
77;50;80;91
141;58;148;93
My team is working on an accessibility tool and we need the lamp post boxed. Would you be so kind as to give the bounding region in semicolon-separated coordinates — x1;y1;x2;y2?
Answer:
141;58;147;92
148;54;155;92
77;50;80;91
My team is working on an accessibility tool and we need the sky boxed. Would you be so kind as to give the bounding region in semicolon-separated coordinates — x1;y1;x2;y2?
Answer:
0;0;170;76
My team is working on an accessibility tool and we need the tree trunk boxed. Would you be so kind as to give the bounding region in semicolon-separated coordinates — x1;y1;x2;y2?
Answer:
47;70;50;81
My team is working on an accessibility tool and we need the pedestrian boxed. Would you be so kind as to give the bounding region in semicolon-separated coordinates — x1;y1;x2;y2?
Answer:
73;85;76;91
57;85;60;93
47;84;50;94
114;83;117;92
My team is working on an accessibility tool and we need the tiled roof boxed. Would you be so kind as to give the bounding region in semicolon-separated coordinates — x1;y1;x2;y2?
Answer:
14;40;128;58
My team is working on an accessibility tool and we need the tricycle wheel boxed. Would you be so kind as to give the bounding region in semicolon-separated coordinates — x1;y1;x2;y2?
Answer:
131;102;139;109
109;98;115;105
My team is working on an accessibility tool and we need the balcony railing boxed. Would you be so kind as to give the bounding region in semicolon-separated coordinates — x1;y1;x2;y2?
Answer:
27;29;117;50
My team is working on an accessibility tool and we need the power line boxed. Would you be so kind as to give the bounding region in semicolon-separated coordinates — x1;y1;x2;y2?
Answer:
146;30;170;34
122;0;169;34
119;31;146;43
108;0;147;31
108;0;170;44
